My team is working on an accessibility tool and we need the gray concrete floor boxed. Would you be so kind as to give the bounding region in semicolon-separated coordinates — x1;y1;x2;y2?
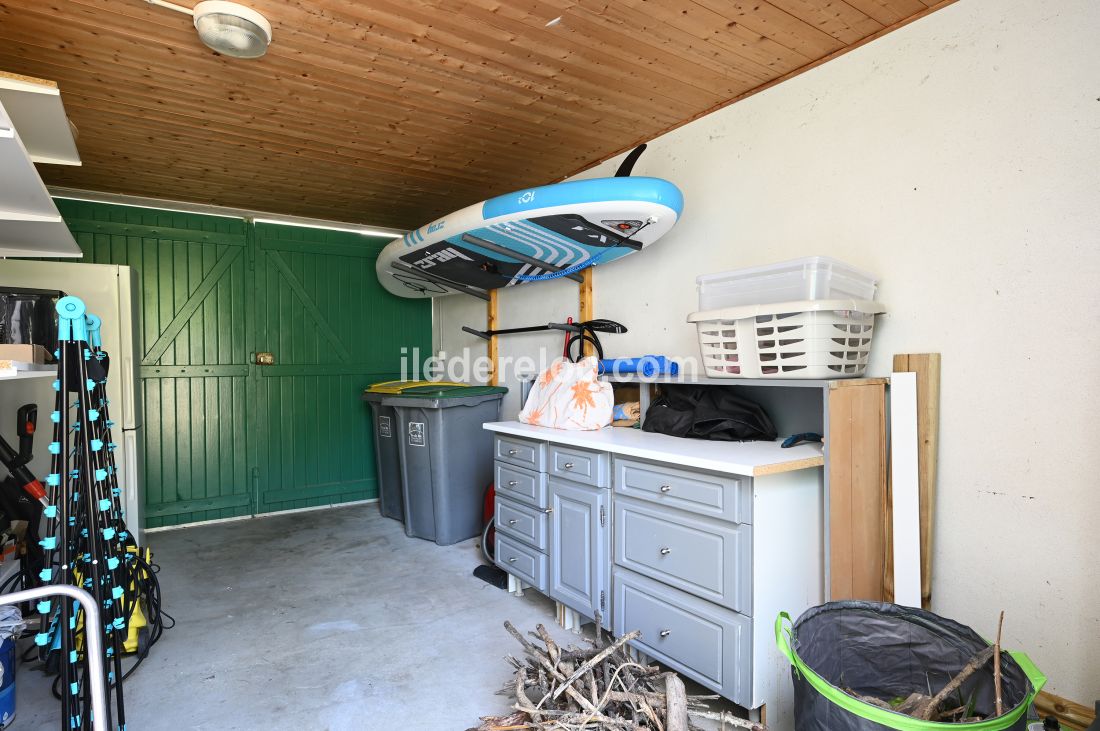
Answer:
14;504;590;730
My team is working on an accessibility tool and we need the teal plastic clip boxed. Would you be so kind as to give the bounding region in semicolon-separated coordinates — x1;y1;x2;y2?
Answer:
102;527;116;540
52;379;60;391
95;468;108;482
48;441;61;454
46;473;60;487
35;633;50;646
86;313;103;348
88;408;100;421
44;505;57;518
39;536;57;550
69;650;77;664
112;586;124;600
37;600;51;614
51;410;60;423
112;617;126;630
39;568;53;582
56;296;88;341
90;439;103;452
106;557;120;570
98;499;111;511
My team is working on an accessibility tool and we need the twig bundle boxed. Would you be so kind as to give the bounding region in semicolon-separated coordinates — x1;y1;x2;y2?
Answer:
468;620;767;731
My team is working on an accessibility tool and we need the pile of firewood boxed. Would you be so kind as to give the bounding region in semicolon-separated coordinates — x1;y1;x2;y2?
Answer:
467;620;767;731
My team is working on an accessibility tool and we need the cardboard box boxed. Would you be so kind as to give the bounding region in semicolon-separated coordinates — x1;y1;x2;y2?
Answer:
0;344;51;364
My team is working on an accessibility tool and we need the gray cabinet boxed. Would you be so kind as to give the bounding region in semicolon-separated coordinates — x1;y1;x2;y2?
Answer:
548;477;610;628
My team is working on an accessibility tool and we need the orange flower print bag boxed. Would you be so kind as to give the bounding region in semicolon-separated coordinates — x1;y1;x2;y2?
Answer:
518;357;613;430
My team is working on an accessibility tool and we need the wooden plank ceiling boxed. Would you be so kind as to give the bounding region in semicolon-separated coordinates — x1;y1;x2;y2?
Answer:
0;0;948;229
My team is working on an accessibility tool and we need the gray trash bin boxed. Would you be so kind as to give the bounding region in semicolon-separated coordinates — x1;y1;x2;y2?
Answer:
362;388;403;522
363;380;468;523
387;384;507;546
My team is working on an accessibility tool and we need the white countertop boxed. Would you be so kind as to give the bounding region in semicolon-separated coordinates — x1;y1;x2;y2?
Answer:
483;421;824;477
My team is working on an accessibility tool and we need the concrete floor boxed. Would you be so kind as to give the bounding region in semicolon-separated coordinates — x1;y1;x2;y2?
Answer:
14;504;592;730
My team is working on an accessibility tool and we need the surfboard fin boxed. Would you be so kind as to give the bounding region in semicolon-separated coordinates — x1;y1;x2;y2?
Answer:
615;143;647;177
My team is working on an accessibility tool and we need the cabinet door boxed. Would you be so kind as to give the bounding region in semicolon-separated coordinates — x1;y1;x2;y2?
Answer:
549;478;610;627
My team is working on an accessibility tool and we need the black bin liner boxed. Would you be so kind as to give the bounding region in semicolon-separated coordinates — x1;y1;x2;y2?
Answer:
777;602;1045;731
641;384;777;441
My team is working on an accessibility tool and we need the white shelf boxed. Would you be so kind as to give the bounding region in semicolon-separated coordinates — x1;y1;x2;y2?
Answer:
484;420;824;477
0;71;80;166
0;360;54;380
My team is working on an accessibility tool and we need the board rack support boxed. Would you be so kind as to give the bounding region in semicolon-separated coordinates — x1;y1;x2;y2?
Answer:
462;233;585;283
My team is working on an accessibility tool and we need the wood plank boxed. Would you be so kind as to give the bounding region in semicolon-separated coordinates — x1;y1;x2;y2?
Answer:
892;353;941;609
488;289;500;387
827;380;887;600
579;267;594;358
765;0;885;43
1035;692;1096;731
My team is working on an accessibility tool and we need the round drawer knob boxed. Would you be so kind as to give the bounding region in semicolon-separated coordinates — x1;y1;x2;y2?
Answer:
508;449;518;456
659;485;672;493
508;519;518;526
659;629;671;638
659;547;671;556
563;461;575;469
508;557;517;563
508;480;518;487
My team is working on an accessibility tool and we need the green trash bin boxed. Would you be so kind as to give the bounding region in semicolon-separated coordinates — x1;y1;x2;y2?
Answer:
363;380;465;524
386;384;507;545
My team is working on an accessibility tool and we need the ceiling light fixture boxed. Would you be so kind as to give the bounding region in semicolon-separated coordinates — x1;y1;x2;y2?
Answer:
145;0;272;59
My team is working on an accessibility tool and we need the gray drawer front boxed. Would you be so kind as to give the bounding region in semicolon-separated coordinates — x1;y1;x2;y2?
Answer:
548;444;609;487
614;496;751;613
495;461;547;508
613;568;751;707
495;495;548;551
495;435;545;471
496;535;548;593
615;457;752;524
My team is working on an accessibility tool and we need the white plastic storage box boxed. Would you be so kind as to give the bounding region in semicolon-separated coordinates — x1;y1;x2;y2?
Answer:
688;299;886;379
697;257;877;311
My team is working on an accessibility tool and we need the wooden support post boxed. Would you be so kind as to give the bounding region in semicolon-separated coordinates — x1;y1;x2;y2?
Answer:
487;288;499;386
1035;692;1097;731
886;354;941;608
579;267;594;356
827;379;888;601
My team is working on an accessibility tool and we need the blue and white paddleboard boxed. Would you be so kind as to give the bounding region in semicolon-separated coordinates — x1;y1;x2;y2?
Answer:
376;176;684;298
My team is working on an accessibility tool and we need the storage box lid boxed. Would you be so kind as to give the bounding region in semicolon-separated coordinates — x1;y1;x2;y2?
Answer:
364;379;466;394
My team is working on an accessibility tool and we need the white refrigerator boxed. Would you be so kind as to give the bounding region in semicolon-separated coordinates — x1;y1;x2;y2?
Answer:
0;260;144;545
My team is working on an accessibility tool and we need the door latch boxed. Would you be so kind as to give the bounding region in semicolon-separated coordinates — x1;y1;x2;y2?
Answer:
254;352;275;365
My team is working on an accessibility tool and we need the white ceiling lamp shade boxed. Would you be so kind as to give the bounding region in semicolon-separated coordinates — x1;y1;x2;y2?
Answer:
192;1;272;59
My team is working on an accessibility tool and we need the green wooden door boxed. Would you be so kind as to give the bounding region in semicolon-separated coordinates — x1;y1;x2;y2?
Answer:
57;200;253;528
252;223;431;514
56;201;431;528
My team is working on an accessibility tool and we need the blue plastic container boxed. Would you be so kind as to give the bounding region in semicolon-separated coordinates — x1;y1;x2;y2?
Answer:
598;355;678;378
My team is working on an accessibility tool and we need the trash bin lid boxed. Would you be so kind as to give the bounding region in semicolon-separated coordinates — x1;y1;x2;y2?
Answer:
364;379;467;395
397;384;507;399
379;384;508;408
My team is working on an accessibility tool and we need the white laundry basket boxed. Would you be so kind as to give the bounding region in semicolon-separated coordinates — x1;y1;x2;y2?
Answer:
688;299;886;379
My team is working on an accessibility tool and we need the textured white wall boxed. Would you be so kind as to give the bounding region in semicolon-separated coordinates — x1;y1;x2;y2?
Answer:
438;0;1100;699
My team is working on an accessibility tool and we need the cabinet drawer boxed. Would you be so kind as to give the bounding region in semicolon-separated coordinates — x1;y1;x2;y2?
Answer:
495;435;545;471
613;568;750;707
495;496;549;551
614;497;751;613
496;535;548;593
615;457;752;524
548;444;608;487
495;462;547;508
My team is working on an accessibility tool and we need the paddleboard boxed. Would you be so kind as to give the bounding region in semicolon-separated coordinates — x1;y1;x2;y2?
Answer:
375;176;684;299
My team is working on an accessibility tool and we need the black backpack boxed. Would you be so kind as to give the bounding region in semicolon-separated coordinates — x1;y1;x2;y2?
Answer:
641;385;778;442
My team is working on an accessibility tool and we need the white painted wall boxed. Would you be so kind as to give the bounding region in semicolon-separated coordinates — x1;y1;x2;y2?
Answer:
438;0;1100;700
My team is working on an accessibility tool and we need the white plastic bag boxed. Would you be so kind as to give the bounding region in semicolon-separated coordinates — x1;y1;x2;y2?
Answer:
519;357;613;431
